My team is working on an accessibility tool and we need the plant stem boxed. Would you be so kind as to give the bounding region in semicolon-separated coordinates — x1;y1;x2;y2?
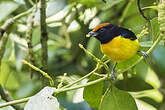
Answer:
57;73;67;89
22;60;54;86
40;0;48;72
0;97;30;108
55;76;107;94
79;44;110;75
62;64;100;89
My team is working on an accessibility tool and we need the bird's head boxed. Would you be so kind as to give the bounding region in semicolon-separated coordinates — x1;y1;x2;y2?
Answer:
86;23;118;44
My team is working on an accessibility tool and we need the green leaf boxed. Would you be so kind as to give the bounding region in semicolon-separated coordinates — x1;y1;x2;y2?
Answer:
151;17;160;41
83;74;104;109
151;45;165;76
136;61;160;88
99;85;138;110
24;87;59;110
0;60;20;90
131;89;163;103
135;99;157;110
0;1;19;22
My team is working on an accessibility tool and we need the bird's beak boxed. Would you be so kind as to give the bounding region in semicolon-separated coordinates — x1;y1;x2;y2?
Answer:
86;31;98;38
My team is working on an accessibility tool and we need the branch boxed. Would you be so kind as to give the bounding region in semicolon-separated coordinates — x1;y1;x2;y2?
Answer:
62;63;100;89
79;44;110;76
40;0;48;72
22;60;54;86
0;97;30;108
54;76;107;94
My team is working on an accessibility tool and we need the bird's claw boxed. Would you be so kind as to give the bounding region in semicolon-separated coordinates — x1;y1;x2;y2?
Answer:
111;70;116;80
140;51;148;58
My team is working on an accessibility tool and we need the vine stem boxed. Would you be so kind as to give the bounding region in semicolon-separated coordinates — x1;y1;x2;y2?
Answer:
54;76;107;94
22;60;54;86
79;44;110;76
0;97;30;108
62;63;100;89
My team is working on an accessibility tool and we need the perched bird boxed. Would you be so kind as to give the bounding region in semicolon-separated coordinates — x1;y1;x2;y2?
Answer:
87;23;147;78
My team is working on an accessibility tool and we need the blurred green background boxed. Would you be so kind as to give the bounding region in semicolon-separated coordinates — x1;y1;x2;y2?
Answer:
0;0;165;110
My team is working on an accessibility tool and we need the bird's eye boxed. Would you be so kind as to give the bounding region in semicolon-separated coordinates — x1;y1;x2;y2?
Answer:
99;28;105;32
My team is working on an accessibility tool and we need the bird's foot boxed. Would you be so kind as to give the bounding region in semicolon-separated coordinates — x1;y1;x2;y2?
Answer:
138;50;148;58
111;70;116;80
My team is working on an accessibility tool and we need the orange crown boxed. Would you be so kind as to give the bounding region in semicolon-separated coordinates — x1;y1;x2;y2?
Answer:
92;23;110;32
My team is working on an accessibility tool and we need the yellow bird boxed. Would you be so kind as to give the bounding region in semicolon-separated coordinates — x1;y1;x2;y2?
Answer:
87;23;147;78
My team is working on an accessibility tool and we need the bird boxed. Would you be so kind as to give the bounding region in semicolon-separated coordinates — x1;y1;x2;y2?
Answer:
86;23;147;79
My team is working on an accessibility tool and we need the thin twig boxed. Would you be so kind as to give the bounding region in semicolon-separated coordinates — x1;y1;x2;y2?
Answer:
54;76;107;94
22;60;54;86
40;0;48;72
57;73;67;89
0;97;30;108
79;44;110;76
62;64;100;89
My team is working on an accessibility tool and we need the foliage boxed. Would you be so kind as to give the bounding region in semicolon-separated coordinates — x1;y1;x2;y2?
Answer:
0;0;165;110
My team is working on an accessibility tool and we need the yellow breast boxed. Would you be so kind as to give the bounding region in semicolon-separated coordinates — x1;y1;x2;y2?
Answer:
100;36;139;62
